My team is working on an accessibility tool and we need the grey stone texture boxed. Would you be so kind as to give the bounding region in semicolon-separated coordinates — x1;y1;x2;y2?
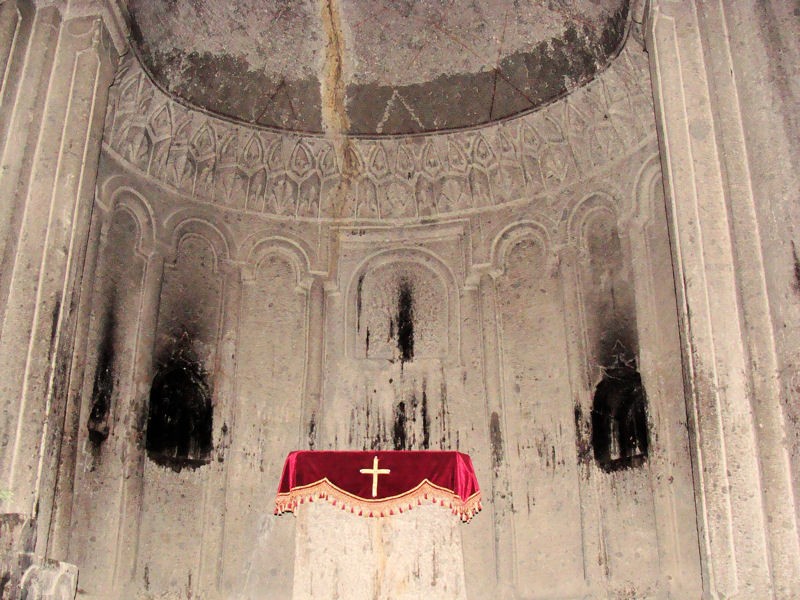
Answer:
128;0;627;134
0;0;798;599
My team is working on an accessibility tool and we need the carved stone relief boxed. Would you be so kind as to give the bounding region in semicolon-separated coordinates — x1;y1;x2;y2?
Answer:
57;30;713;599
102;44;654;223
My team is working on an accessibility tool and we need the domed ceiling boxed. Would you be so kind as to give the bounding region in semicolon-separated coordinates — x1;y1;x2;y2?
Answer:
128;0;629;136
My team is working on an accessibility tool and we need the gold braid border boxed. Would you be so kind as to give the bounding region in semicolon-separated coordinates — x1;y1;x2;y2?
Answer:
274;477;482;522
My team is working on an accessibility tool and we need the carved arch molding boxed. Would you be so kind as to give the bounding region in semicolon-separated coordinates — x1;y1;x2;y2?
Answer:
102;42;656;224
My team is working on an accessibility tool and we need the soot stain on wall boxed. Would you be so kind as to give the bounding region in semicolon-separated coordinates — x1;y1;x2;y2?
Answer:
396;278;414;362
573;405;592;465
421;383;430;449
307;412;317;449
489;411;504;471
50;299;61;344
393;400;407;450
590;350;649;472
438;378;451;449
596;318;638;373
356;273;365;332
87;301;116;445
146;336;213;472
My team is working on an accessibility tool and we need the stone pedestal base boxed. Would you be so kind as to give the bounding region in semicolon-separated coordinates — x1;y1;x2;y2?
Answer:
17;558;78;600
0;514;78;600
293;502;467;600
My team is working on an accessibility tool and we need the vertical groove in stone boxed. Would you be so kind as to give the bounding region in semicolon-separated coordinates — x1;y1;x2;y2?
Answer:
111;251;165;593
477;272;516;593
198;262;243;594
46;200;105;561
302;277;326;449
0;14;118;533
557;243;607;589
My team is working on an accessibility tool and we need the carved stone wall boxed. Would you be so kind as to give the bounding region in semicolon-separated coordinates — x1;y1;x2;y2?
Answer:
0;1;796;599
0;4;127;596
102;44;654;223
48;31;712;599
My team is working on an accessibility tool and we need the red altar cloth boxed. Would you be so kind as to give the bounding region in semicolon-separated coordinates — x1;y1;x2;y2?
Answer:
274;451;481;522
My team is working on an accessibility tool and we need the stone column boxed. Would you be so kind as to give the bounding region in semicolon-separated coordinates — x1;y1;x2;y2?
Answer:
112;247;164;594
0;0;54;277
475;271;516;598
647;1;800;597
0;7;59;555
0;2;124;559
46;199;108;561
301;275;326;449
198;259;243;595
318;279;342;449
624;171;704;597
555;244;606;593
0;1;29;83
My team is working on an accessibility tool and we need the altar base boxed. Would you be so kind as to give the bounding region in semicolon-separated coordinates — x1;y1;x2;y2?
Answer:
293;502;467;600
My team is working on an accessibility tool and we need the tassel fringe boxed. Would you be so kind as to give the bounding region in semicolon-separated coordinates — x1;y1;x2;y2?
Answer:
275;478;481;523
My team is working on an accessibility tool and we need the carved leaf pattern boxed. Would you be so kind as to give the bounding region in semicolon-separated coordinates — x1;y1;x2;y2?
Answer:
396;144;416;176
270;176;297;216
148;104;172;142
415;176;437;216
290;142;313;177
422;142;442;176
297;174;321;218
242;134;264;171
370;144;389;179
103;44;654;221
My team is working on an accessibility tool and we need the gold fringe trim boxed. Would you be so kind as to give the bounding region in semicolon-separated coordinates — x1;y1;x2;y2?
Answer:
275;477;482;523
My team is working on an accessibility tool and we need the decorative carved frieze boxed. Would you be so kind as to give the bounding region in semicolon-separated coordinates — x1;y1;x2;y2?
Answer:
102;44;655;222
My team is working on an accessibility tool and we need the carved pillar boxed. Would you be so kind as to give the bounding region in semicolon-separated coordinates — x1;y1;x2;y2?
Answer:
198;259;243;594
47;199;107;561
0;4;123;562
0;1;28;80
475;271;516;597
556;243;606;593
625;160;703;596
112;247;164;594
302;275;326;449
0;0;52;278
319;280;342;449
647;1;800;596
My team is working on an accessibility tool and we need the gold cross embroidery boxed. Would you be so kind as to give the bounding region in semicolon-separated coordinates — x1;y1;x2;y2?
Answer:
359;456;391;497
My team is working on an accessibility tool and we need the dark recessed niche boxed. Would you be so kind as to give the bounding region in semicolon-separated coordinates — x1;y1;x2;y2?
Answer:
146;354;213;471
591;363;649;472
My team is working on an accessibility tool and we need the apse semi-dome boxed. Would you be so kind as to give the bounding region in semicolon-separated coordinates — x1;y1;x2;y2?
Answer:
128;0;630;135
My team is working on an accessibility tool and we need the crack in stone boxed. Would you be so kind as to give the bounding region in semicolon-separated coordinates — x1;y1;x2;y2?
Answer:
321;0;349;137
320;0;357;223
